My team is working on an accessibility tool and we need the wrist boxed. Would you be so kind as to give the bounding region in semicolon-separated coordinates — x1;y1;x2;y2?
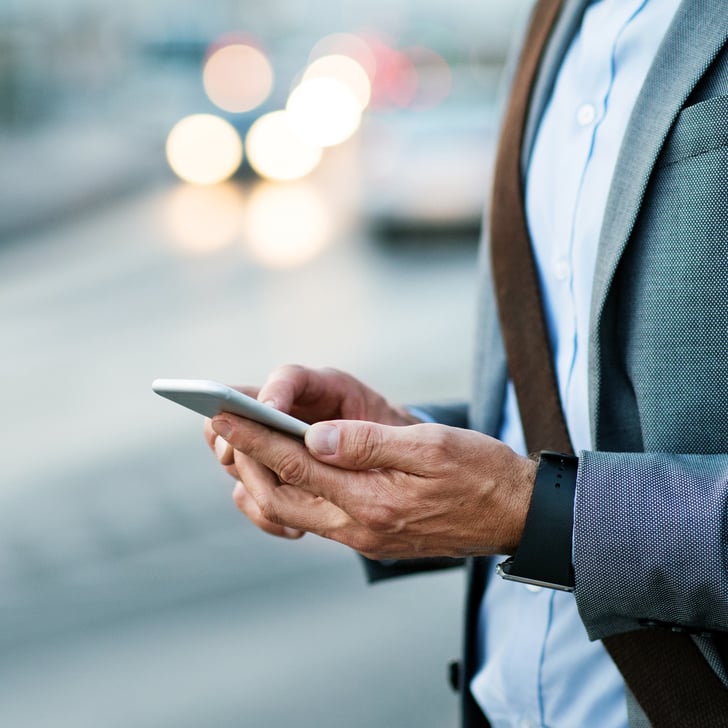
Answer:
501;455;539;553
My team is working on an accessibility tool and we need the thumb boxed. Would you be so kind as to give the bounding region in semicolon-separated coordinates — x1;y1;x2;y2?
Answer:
305;420;422;471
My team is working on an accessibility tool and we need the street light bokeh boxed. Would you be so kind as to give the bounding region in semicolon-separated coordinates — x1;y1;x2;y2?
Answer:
302;54;372;111
165;114;243;185
243;181;333;268
164;182;244;254
245;110;323;182
203;41;274;113
286;77;362;148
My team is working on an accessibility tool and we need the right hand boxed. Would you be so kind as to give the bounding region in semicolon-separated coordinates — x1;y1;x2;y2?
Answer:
203;366;420;540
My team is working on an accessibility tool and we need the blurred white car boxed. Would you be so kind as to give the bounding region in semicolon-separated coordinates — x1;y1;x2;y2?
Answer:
359;99;498;237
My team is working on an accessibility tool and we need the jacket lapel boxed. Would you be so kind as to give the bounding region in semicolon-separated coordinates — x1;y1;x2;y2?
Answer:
589;0;728;431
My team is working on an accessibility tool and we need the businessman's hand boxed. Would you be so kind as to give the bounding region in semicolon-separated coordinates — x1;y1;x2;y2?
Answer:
211;414;537;559
203;367;420;540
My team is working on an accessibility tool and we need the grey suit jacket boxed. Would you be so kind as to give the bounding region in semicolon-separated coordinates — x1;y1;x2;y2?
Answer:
473;0;728;630
368;0;728;725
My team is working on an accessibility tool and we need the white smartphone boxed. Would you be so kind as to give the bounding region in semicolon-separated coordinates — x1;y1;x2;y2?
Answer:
152;378;309;439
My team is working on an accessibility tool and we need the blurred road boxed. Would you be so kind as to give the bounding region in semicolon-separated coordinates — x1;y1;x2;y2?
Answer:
0;177;479;728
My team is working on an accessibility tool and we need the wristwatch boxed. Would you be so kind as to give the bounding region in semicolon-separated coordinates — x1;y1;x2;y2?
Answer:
497;451;578;592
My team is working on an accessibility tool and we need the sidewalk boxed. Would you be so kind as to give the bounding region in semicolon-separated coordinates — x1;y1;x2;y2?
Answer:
0;121;169;242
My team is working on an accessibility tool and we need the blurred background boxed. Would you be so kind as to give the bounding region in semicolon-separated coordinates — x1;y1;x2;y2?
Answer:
0;1;533;726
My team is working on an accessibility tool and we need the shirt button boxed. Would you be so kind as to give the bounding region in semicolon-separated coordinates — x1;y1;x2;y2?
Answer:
576;102;596;126
518;719;537;728
554;259;570;281
525;584;543;593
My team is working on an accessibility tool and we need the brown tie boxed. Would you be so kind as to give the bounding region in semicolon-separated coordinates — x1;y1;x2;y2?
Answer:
488;0;728;724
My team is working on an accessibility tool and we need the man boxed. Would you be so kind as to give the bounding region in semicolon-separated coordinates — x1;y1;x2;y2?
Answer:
205;0;728;724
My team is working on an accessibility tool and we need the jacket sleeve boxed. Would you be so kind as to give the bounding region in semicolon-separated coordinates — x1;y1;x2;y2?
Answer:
573;450;728;640
361;555;465;583
410;402;470;429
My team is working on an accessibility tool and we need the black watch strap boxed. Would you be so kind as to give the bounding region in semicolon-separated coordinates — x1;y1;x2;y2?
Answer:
497;451;578;591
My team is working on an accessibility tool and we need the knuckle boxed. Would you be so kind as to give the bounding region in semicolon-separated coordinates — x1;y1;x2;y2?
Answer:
422;424;453;463
428;423;452;450
360;502;396;532
240;427;267;456
232;481;285;529
257;496;281;524
277;452;308;486
351;426;381;467
350;532;381;556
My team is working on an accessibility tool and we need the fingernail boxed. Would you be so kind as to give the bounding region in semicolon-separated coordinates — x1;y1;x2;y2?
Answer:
306;423;339;455
214;436;230;460
212;417;232;439
283;527;305;539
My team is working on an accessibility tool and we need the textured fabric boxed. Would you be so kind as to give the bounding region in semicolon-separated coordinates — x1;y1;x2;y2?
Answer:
474;0;682;725
556;0;728;722
578;27;728;638
408;402;470;430
481;0;728;725
588;0;728;439
576;453;728;638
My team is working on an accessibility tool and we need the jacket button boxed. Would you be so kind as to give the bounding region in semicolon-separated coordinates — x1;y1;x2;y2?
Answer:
448;660;461;692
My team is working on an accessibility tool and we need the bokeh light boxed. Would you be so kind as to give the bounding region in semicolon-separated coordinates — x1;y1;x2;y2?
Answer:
244;182;332;268
203;42;274;113
166;114;243;185
405;46;453;110
309;33;377;81
286;77;362;148
363;35;418;108
302;54;372;111
164;183;244;254
245;111;322;182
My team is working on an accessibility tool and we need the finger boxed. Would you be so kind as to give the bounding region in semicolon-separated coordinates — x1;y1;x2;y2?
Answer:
233;448;281;491
203;417;217;450
256;366;356;420
235;468;415;558
232;481;304;539
233;449;354;536
305;420;445;473
231;446;420;557
215;414;370;512
215;435;234;464
256;364;310;412
203;385;260;446
243;478;386;554
214;414;318;488
229;385;260;399
204;417;236;473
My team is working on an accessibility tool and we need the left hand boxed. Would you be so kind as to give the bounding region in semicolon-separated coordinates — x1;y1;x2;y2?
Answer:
211;415;537;560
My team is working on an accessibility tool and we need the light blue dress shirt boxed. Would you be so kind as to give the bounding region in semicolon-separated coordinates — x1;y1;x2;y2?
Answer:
469;1;682;726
